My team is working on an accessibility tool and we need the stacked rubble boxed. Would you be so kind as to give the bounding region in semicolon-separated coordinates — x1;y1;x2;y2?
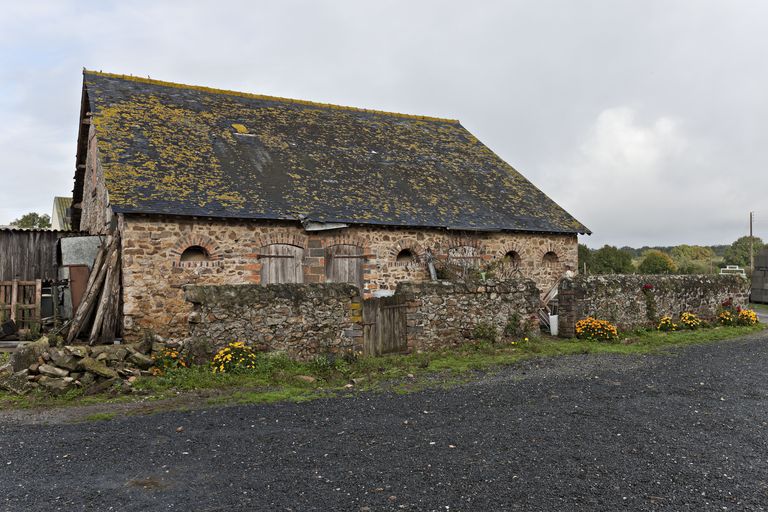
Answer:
0;336;163;395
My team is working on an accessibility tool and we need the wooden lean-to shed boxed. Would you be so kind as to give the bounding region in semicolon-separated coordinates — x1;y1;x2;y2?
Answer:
0;227;68;333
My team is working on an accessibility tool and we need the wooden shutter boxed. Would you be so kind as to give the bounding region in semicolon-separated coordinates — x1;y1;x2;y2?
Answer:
448;245;480;269
260;244;304;284
325;244;364;290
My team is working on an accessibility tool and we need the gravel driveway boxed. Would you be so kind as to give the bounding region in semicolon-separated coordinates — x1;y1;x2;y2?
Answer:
2;333;768;511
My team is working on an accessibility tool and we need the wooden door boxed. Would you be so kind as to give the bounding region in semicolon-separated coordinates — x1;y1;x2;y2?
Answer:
326;244;364;290
363;294;407;356
260;244;304;284
68;265;90;312
448;245;480;269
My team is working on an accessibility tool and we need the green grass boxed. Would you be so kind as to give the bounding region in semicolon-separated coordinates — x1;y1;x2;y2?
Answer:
1;323;765;411
130;324;766;402
750;303;768;314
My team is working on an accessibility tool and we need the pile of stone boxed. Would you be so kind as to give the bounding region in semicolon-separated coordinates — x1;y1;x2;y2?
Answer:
0;336;156;395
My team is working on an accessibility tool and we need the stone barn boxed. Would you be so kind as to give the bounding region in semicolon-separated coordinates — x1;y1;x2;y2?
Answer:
70;71;589;342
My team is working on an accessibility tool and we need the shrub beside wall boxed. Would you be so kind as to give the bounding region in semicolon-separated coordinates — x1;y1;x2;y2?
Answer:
558;275;750;337
397;279;540;351
184;283;363;360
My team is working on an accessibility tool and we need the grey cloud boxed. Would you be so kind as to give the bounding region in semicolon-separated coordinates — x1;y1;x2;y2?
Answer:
1;0;766;247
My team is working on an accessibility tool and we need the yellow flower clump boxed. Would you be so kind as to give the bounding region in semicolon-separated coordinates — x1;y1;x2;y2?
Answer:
738;309;758;326
718;310;735;326
679;312;702;330
211;341;259;373
575;317;619;342
657;316;677;332
151;348;188;375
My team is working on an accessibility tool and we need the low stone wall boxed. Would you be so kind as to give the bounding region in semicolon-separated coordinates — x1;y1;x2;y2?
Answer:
396;279;541;351
184;283;363;360
558;275;751;337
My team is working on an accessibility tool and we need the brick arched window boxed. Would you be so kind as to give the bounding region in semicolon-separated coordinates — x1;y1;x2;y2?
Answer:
504;250;522;268
180;245;210;263
542;251;560;268
396;248;416;263
172;234;222;268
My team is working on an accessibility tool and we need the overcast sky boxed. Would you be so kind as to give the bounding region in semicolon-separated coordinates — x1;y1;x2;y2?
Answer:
1;0;766;247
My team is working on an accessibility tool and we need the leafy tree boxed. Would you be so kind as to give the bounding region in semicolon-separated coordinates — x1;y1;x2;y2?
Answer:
723;236;764;268
578;244;592;272
591;245;634;274
676;259;711;275
637;250;676;274
671;245;716;274
670;244;715;262
9;212;51;229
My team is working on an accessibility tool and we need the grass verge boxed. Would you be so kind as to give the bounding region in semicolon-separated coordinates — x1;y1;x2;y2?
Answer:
1;323;765;412
83;412;117;422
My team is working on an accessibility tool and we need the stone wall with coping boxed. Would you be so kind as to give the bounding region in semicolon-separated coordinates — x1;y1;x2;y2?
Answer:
558;274;751;337
184;283;363;360
118;213;576;341
396;279;541;351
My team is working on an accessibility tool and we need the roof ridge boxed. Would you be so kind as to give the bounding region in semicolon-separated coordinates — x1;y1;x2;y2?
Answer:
83;70;460;124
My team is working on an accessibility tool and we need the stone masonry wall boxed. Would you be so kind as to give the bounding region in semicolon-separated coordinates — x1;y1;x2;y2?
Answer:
558;274;751;337
119;214;576;341
396;279;540;351
184;283;362;360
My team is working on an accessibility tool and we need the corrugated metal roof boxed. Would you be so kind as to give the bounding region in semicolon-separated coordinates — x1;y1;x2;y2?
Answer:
51;196;72;231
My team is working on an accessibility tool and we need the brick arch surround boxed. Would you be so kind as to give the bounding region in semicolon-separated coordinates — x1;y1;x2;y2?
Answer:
537;243;562;263
497;242;525;260
322;234;371;255
171;234;222;266
256;232;308;251
387;239;425;260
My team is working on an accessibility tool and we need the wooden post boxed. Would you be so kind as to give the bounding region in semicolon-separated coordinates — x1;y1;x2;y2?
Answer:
10;280;17;323
52;284;59;329
35;279;42;330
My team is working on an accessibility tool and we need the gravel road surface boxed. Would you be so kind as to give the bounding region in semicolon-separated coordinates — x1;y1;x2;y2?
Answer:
2;333;768;511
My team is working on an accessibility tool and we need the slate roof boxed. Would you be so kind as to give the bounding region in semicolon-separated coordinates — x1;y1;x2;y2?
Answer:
80;71;589;234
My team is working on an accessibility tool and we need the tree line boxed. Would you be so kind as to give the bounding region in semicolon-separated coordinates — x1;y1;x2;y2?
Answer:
580;236;764;275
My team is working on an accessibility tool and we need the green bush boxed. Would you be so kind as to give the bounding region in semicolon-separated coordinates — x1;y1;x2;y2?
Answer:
503;312;524;338
638;250;676;274
472;322;498;344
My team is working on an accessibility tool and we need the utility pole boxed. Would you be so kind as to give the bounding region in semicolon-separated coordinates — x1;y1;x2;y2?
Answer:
750;211;755;272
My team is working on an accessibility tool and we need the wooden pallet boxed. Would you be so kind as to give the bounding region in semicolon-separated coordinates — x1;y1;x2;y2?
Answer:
0;279;42;334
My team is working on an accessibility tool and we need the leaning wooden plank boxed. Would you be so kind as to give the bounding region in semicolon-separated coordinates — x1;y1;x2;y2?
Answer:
99;248;122;344
66;237;115;343
88;241;119;345
81;236;110;299
96;241;121;344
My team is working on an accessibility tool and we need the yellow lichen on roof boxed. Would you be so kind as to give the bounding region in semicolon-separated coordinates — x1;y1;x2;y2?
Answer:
84;70;460;124
81;70;590;234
